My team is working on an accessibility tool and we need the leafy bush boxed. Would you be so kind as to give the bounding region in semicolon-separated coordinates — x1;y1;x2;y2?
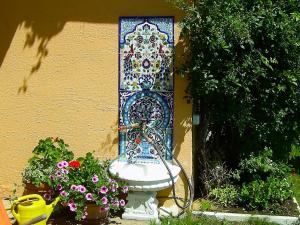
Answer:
233;148;291;182
197;199;216;211
22;137;74;187
240;177;292;211
209;149;293;211
210;185;239;207
171;0;300;166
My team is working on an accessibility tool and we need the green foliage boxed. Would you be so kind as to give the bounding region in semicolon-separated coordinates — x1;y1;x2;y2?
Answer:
210;149;293;211
172;0;300;159
197;199;216;211
210;185;239;207
22;137;74;186
233;148;291;182
290;145;300;160
240;176;292;211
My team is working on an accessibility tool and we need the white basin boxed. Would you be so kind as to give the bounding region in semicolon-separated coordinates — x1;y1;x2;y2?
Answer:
109;160;181;191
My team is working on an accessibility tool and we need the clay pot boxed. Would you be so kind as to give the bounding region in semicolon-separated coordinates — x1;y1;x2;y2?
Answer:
86;204;108;220
23;183;51;196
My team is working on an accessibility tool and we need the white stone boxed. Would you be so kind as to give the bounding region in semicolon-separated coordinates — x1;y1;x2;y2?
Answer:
159;205;180;218
122;191;159;221
109;160;181;191
109;160;181;221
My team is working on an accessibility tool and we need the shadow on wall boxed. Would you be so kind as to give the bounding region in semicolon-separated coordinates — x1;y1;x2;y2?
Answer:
0;0;192;200
0;0;183;92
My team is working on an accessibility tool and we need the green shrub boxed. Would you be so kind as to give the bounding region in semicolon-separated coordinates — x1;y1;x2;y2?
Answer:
198;199;216;211
240;176;292;211
233;148;291;182
171;0;300;166
210;185;239;207
22;137;74;187
209;149;293;211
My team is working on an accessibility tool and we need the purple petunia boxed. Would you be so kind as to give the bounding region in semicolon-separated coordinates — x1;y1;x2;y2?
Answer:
99;186;108;194
70;185;78;191
112;199;119;207
43;193;52;201
49;175;55;181
111;187;116;192
57;184;62;191
60;191;68;197
101;196;108;205
81;211;88;219
55;171;62;178
62;161;69;167
100;205;110;212
57;162;64;169
78;185;86;193
122;186;129;193
61;168;69;174
85;193;93;201
119;199;126;207
92;175;99;183
68;202;77;212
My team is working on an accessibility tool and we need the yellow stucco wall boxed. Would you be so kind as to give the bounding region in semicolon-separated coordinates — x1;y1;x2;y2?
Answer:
0;0;192;206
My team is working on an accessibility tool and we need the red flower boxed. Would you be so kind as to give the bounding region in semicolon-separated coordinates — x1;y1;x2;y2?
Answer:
69;160;80;168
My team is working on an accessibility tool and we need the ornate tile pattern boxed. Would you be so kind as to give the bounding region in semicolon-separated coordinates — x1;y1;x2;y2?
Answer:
119;17;174;162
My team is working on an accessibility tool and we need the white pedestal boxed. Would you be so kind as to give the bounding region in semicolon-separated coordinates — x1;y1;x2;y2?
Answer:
122;191;159;221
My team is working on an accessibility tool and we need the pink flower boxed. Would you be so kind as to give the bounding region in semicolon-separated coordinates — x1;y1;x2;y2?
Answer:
60;191;68;197
111;187;116;192
68;202;77;212
119;199;126;207
61;168;69;174
43;193;52;201
62;161;69;167
85;193;93;201
99;186;108;194
122;186;129;193
78;185;86;193
57;162;64;169
70;185;78;190
55;171;62;178
100;205;110;212
112;199;119;207
57;184;62;191
101;197;108;205
81;211;88;219
49;175;55;181
92;175;99;183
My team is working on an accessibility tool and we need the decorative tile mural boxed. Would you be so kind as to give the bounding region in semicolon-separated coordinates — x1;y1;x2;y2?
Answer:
119;17;174;162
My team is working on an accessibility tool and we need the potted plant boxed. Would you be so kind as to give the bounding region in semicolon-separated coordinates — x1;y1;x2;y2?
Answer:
48;152;128;221
22;137;74;195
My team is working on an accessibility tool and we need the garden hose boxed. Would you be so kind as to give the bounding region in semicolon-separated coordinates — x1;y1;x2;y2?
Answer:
114;122;194;217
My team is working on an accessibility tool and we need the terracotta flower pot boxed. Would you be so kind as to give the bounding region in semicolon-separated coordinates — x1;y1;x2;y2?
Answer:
86;204;108;220
23;183;51;196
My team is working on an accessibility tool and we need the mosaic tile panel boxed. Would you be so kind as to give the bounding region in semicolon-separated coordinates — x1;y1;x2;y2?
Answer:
119;17;174;162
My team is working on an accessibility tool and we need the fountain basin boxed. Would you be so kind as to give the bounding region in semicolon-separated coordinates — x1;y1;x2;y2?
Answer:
109;160;182;221
109;160;181;191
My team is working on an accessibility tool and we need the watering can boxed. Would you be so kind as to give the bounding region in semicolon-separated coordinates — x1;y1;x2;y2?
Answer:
11;194;59;225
